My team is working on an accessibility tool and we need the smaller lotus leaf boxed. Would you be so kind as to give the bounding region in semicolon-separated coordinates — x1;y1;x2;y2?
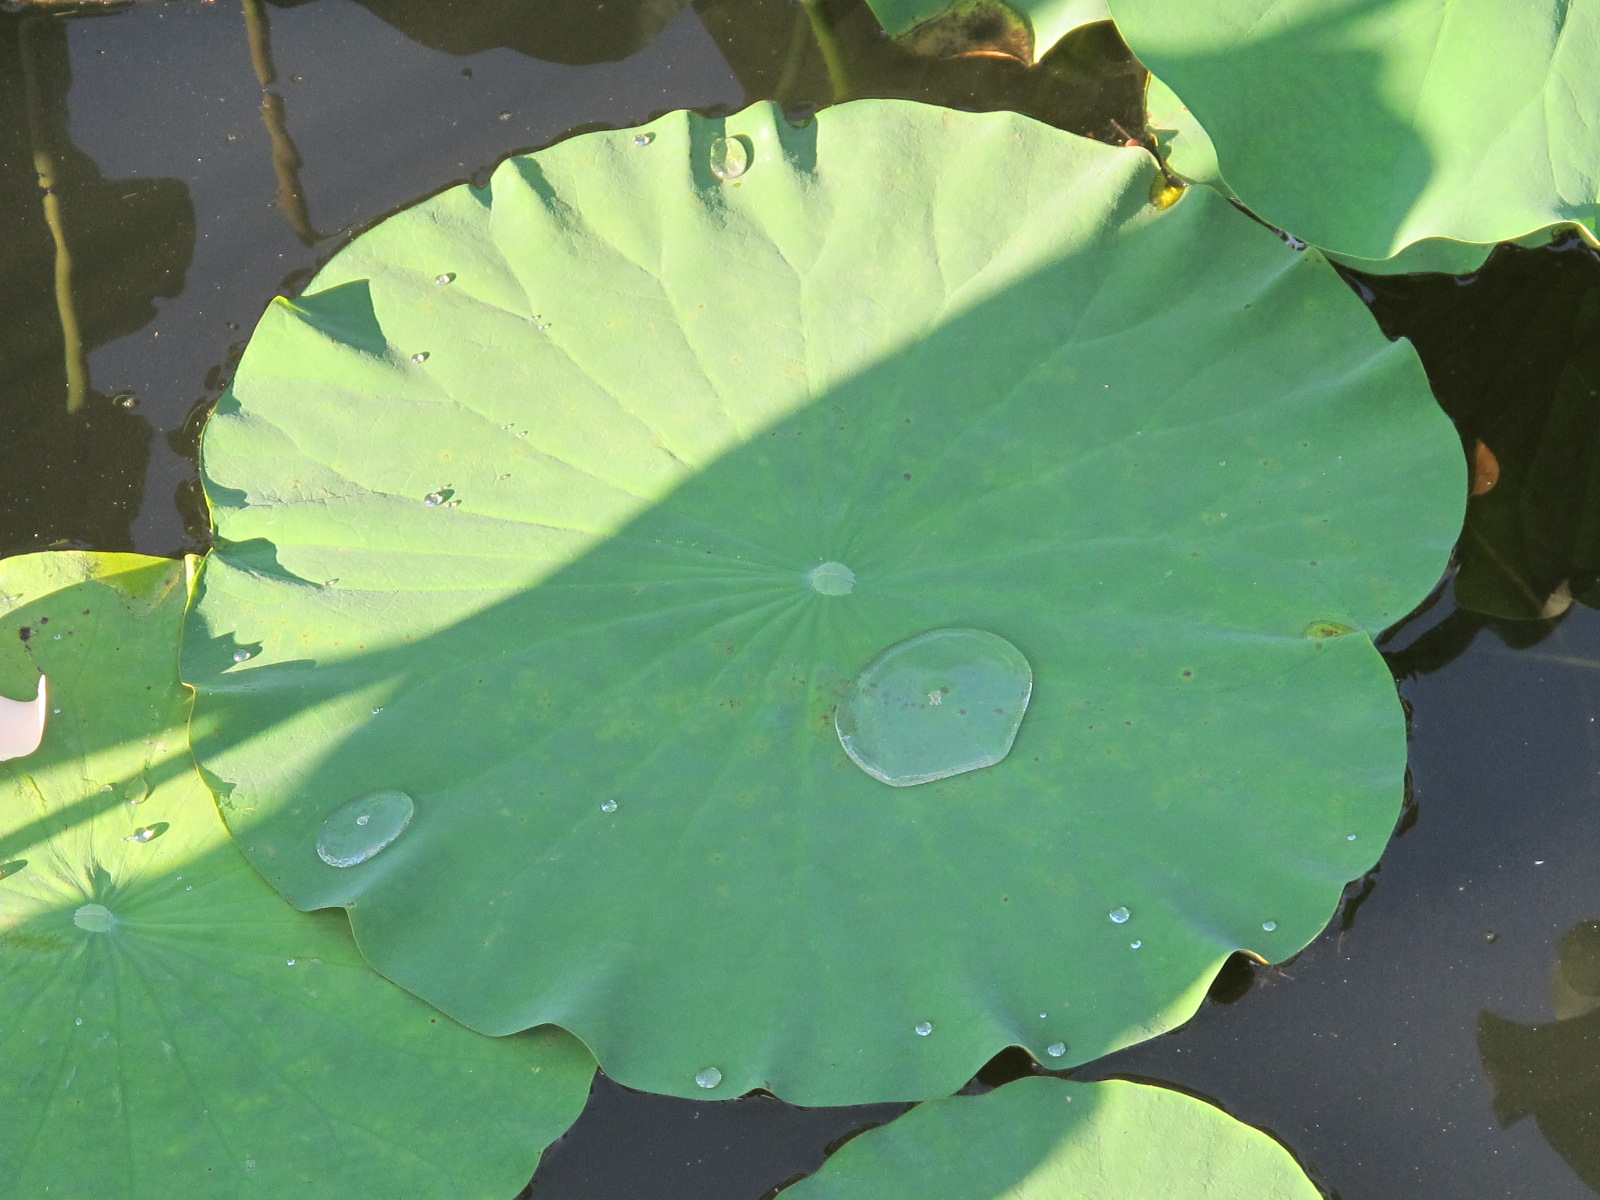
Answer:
1113;0;1600;264
781;1075;1323;1199
866;0;1110;62
186;100;1462;1105
0;552;594;1200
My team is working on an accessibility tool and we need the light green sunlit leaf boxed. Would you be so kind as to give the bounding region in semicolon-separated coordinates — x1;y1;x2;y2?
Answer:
1115;0;1600;265
782;1076;1322;1199
0;552;593;1200
185;99;1461;1106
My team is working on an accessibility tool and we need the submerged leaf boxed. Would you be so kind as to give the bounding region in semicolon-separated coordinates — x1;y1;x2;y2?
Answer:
186;100;1461;1105
0;552;593;1200
868;0;1110;63
781;1076;1323;1199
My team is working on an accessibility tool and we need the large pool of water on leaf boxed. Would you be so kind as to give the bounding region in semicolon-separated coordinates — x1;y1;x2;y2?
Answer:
3;2;1598;1197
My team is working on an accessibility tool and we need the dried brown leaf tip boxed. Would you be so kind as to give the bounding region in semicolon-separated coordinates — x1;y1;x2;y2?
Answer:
1470;438;1500;496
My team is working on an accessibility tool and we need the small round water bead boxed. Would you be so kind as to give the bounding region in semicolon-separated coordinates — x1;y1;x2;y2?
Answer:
835;629;1032;787
316;790;415;868
74;903;115;932
709;135;749;180
805;561;855;595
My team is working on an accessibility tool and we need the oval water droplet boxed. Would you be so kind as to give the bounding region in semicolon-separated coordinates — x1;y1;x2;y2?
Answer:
410;351;430;364
1045;1041;1066;1058
601;800;618;813
434;272;456;285
914;1021;933;1036
232;649;252;663
1109;906;1130;924
633;132;655;147
123;824;165;844
709;135;749;181
125;778;149;806
694;1067;722;1089
316;789;415;868
423;487;454;507
1347;833;1358;841
1262;920;1278;932
805;561;855;595
74;903;115;932
835;628;1031;786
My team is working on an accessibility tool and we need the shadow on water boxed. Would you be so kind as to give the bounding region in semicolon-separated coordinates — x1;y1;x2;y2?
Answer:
1350;235;1600;622
265;0;1147;141
1480;919;1600;1197
0;11;191;555
266;0;695;66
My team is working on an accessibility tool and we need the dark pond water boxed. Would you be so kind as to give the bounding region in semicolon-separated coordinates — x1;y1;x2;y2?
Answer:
4;3;1600;1197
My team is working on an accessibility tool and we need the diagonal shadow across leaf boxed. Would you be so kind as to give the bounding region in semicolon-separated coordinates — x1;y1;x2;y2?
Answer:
182;99;1462;1108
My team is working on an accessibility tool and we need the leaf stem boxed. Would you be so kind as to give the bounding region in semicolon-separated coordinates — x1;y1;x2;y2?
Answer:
799;0;851;103
19;15;87;415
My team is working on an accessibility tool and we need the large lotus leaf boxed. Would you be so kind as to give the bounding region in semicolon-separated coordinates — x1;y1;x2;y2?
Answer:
866;0;1110;62
1111;0;1600;265
0;552;593;1200
781;1076;1321;1199
184;99;1462;1105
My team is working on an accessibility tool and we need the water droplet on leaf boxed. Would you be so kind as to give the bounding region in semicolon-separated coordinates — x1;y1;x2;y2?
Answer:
74;903;115;932
434;272;456;285
1045;1042;1066;1058
316;790;415;868
601;800;618;813
232;649;252;663
1262;920;1278;932
124;825;164;844
835;629;1031;786
424;488;454;507
709;135;749;180
1109;907;1130;924
633;132;655;147
410;351;430;364
914;1021;933;1036
694;1067;722;1089
805;561;855;595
